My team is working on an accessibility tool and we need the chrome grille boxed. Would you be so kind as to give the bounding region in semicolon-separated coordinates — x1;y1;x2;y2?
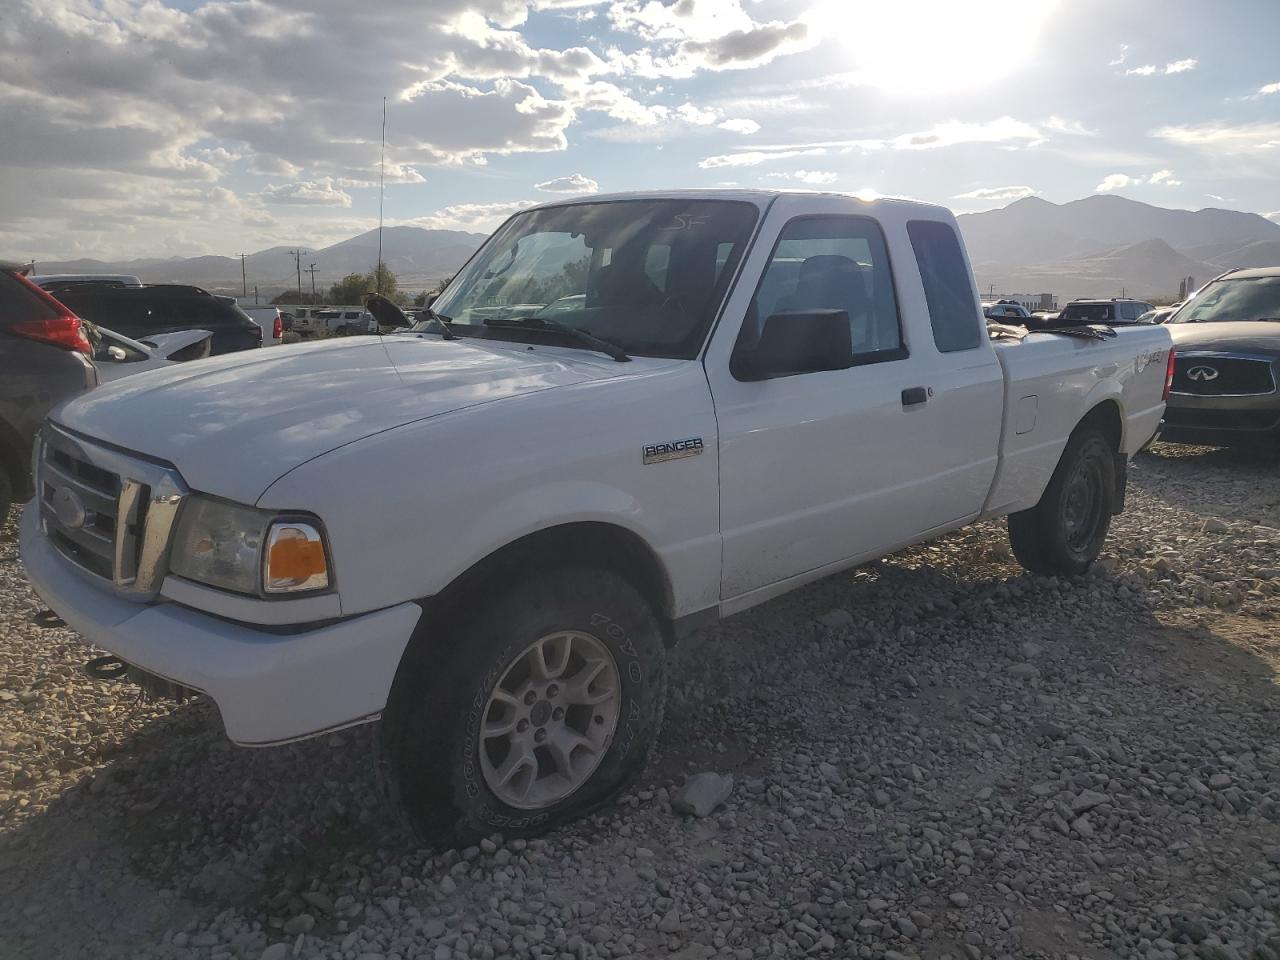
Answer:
38;425;188;599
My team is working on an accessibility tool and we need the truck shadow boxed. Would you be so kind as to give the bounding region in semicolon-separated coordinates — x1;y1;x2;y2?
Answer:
1;526;1278;958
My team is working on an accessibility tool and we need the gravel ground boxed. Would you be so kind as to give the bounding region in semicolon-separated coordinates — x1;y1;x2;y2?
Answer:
2;442;1279;960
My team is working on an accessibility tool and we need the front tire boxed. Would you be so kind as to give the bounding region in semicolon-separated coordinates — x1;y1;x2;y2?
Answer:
1008;426;1116;576
380;567;666;845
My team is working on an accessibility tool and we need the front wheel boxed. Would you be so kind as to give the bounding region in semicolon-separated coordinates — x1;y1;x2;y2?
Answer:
1008;426;1116;576
380;567;667;844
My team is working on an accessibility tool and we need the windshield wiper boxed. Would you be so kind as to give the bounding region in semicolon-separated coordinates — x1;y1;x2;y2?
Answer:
483;316;630;362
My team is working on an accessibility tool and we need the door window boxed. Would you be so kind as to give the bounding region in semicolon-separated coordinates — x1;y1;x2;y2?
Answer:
907;220;983;352
743;215;905;372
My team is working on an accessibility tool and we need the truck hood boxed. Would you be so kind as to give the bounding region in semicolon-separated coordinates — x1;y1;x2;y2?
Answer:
55;334;638;504
1167;321;1280;355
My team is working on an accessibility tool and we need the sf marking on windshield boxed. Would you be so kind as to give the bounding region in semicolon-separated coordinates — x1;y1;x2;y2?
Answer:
643;437;704;465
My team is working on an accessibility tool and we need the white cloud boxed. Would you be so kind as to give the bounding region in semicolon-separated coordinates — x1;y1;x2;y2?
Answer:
407;200;540;232
1257;82;1280;96
767;170;838;185
1126;58;1198;77
955;185;1040;201
258;178;353;207
699;116;1045;168
718;117;760;135
1097;174;1138;192
1153;121;1280;154
1266;211;1280;223
534;173;599;193
1096;170;1182;192
675;102;718;125
1044;116;1098;137
1108;43;1130;66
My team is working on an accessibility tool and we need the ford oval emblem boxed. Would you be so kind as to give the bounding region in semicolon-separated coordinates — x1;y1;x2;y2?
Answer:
51;486;88;530
1187;365;1219;382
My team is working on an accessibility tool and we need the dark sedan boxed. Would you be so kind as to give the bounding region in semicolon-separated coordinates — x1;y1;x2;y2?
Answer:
1161;267;1280;448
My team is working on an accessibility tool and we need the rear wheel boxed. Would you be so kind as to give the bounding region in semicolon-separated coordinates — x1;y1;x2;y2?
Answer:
1008;426;1116;576
380;567;666;844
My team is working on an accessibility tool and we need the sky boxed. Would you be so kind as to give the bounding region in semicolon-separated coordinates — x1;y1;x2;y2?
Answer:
2;0;1279;261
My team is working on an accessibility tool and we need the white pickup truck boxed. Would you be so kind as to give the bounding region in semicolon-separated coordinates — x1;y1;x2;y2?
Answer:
21;190;1173;843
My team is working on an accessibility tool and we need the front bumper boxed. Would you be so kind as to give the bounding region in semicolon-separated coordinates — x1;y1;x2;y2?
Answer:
20;507;421;745
1161;395;1280;446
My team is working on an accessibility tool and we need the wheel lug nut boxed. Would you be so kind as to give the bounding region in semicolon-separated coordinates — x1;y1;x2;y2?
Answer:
546;684;559;698
516;719;529;733
534;728;547;743
553;707;564;721
523;691;537;705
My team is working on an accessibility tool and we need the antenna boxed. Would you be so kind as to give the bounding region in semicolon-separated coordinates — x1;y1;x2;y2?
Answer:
377;96;386;295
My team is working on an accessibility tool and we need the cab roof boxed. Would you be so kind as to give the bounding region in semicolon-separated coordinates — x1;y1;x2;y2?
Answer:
520;188;953;218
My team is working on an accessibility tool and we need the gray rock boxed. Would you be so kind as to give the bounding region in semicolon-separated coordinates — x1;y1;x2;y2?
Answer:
818;609;854;630
259;945;289;960
671;772;733;818
948;893;970;908
657;908;681;933
1071;789;1109;814
1007;663;1039;680
282;914;314;936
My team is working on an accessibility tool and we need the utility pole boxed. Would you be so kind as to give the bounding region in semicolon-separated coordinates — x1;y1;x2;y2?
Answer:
289;249;304;304
305;263;319;304
376;96;387;294
236;253;248;298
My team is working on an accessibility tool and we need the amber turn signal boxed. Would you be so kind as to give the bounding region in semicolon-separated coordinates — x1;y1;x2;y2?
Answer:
264;522;330;593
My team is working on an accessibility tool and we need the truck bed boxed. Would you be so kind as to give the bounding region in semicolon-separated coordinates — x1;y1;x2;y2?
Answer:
982;326;1170;519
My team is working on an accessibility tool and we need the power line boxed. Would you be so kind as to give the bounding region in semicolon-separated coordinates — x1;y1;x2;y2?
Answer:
236;253;248;298
305;263;319;304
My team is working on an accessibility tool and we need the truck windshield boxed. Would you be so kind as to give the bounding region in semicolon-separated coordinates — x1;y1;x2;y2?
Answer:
1171;275;1280;323
426;199;759;359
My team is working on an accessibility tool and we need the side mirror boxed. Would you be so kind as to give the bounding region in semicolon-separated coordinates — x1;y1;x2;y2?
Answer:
732;309;852;381
362;292;412;329
424;293;438;308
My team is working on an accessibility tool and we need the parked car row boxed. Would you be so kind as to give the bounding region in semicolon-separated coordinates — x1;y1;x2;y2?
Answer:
0;265;219;518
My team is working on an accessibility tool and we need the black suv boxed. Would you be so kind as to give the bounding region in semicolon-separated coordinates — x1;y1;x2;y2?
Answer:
0;263;98;520
1058;298;1156;324
47;283;262;355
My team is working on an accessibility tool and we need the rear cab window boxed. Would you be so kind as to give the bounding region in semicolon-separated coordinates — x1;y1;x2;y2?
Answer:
906;220;983;352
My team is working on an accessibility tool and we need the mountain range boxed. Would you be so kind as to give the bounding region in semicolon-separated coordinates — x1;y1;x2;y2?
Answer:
25;195;1280;304
31;226;488;299
957;195;1280;302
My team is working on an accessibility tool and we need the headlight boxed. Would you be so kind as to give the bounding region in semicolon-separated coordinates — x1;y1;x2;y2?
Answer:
169;496;330;596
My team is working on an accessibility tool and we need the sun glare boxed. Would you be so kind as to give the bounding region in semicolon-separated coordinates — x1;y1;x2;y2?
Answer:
814;0;1057;95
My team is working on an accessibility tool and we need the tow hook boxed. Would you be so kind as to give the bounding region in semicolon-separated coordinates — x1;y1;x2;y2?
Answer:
32;609;67;629
84;655;129;681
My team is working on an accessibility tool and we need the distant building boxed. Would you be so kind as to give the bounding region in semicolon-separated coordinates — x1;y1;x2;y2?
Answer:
983;292;1058;311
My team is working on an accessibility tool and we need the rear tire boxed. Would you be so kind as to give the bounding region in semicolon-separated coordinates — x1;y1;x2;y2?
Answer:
1008;426;1116;576
380;567;666;845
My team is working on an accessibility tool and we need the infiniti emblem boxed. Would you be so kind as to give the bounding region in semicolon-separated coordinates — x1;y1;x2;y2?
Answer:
1187;365;1219;382
51;486;88;530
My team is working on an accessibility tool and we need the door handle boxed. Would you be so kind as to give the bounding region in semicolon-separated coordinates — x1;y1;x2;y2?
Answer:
901;386;929;407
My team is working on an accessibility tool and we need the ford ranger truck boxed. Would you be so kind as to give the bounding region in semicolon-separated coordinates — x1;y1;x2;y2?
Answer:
20;191;1174;843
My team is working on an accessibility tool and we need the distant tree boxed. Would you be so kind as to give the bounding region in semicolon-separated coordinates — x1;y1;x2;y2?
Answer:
413;278;449;307
326;264;407;305
327;273;372;305
271;289;304;305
